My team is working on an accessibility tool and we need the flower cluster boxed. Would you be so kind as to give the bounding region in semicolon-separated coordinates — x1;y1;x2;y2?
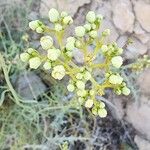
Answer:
20;8;132;118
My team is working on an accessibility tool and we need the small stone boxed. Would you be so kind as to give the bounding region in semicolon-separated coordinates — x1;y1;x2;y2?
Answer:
134;1;150;32
126;96;150;140
112;1;134;33
134;135;150;150
137;69;150;96
126;38;147;59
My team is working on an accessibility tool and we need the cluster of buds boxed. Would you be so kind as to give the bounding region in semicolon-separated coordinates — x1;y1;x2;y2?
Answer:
20;8;132;118
131;55;150;71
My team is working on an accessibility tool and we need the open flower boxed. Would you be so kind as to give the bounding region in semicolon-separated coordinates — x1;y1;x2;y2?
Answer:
51;65;66;80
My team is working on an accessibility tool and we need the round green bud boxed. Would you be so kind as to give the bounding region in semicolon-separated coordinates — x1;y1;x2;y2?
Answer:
111;56;123;68
118;48;123;55
96;14;103;22
40;36;53;50
115;89;122;95
76;73;83;80
78;97;84;105
86;11;96;23
63;16;73;25
109;74;123;85
85;99;93;108
101;45;108;53
61;11;68;18
99;102;105;109
27;48;36;54
43;61;51;70
84;24;91;31
75;40;82;48
67;84;75;92
98;108;107;118
29;57;41;69
20;53;30;62
102;29;110;36
84;71;91;80
89;90;95;96
36;27;44;33
76;80;85;89
54;23;63;32
66;51;73;57
29;20;39;30
47;48;61;61
77;90;87;97
49;8;59;23
67;37;76;43
75;26;85;37
89;30;98;38
122;87;130;96
92;107;98;115
91;23;96;30
51;65;66;80
66;42;75;51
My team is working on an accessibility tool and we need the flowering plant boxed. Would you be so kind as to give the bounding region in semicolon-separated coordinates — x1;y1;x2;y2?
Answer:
20;8;137;118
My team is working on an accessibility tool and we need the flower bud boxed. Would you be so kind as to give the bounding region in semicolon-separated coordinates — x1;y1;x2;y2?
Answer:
66;51;73;57
78;97;84;104
55;23;63;32
47;48;61;61
29;57;41;69
89;30;97;38
76;80;85;89
75;40;82;48
20;53;30;62
98;108;107;118
61;11;68;18
49;8;59;22
75;26;85;37
109;74;123;85
63;16;73;25
36;27;44;33
66;42;75;51
117;48;123;55
84;24;91;31
51;65;66;80
76;73;83;80
122;87;130;96
67;84;75;92
91;23;96;30
86;11;96;23
67;37;76;43
99;102;105;109
77;90;87;97
89;90;95;96
102;29;110;36
101;45;108;53
27;48;36;54
92;107;98;115
84;71;91;80
96;14;103;22
29;20;40;30
43;61;51;70
85;99;93;108
40;36;53;50
111;56;123;68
